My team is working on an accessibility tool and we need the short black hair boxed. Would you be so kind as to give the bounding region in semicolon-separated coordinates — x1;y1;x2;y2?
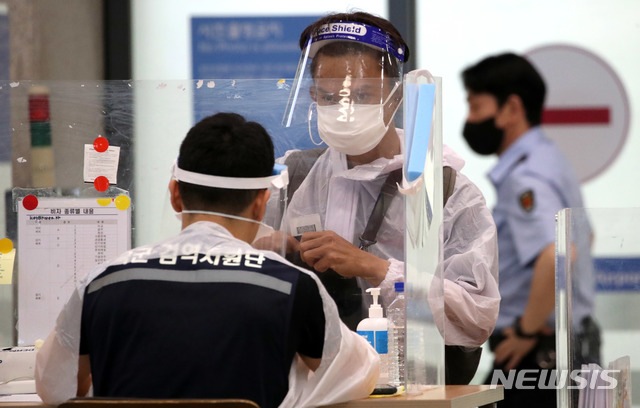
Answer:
462;53;546;126
177;113;275;215
300;11;409;78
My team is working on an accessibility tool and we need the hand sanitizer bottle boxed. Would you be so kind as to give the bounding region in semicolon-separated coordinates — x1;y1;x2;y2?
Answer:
357;287;389;386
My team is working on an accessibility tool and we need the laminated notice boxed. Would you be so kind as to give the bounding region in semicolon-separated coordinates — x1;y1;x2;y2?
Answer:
83;144;120;184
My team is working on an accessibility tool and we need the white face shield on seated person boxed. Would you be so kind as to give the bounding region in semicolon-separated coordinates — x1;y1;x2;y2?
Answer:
283;20;405;156
171;159;290;256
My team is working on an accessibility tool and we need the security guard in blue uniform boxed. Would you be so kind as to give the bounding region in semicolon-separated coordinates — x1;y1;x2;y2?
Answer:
461;53;600;407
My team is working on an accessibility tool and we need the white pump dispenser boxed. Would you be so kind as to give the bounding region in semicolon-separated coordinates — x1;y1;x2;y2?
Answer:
366;288;383;318
357;287;389;385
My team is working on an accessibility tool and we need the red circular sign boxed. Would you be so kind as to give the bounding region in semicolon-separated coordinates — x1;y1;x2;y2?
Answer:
94;176;110;192
93;136;109;153
23;195;39;211
525;44;630;182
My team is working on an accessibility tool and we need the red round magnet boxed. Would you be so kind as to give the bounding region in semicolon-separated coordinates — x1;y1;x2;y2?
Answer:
94;176;110;192
93;136;109;153
23;195;38;210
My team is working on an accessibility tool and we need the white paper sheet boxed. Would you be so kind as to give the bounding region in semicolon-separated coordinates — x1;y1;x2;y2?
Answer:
17;197;130;345
83;144;120;184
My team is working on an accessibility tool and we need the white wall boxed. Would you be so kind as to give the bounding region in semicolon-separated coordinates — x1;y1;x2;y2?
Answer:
415;0;640;211
132;0;387;79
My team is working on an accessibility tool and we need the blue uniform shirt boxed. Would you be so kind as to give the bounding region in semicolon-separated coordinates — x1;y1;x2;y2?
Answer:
489;127;594;331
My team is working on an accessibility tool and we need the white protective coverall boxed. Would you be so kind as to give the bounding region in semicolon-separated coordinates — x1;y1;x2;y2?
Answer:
280;134;500;347
35;222;379;407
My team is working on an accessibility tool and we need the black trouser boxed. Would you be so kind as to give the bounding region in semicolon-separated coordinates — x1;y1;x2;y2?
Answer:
485;332;557;408
485;317;601;408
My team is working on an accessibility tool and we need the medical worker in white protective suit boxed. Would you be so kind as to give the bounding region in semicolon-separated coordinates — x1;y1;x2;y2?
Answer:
275;12;500;353
35;113;378;407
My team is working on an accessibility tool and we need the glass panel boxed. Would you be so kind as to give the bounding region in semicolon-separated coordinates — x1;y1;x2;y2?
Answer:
0;80;138;346
556;208;639;407
0;0;10;350
0;78;445;393
0;79;306;346
404;76;445;389
0;78;437;375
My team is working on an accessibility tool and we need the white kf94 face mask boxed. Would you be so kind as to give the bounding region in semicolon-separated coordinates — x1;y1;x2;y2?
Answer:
314;81;401;156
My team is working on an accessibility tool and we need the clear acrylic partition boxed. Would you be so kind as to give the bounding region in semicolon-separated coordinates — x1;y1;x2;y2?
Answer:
0;77;444;370
403;76;445;389
0;79;312;347
557;208;638;407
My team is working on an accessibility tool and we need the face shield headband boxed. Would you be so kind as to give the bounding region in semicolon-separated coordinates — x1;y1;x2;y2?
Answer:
283;20;406;128
170;159;289;190
306;21;405;62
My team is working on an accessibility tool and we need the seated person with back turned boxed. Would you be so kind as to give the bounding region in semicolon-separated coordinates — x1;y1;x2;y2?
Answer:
35;113;379;408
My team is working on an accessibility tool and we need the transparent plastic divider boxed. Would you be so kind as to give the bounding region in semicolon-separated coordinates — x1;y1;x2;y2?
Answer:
556;208;640;407
0;78;411;355
0;79;315;346
556;208;573;407
404;76;445;390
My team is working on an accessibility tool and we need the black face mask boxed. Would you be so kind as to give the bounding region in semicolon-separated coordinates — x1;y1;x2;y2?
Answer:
462;117;505;156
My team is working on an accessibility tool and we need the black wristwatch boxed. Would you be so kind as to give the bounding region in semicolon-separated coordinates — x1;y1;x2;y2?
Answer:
513;316;539;339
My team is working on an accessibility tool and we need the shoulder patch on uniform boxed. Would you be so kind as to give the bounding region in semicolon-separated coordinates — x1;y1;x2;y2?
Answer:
519;190;534;212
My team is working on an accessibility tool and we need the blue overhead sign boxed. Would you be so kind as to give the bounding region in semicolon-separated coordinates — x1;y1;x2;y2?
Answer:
191;16;318;79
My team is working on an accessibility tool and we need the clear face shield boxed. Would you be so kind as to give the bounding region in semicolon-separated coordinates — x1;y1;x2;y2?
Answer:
283;20;406;156
171;159;290;257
